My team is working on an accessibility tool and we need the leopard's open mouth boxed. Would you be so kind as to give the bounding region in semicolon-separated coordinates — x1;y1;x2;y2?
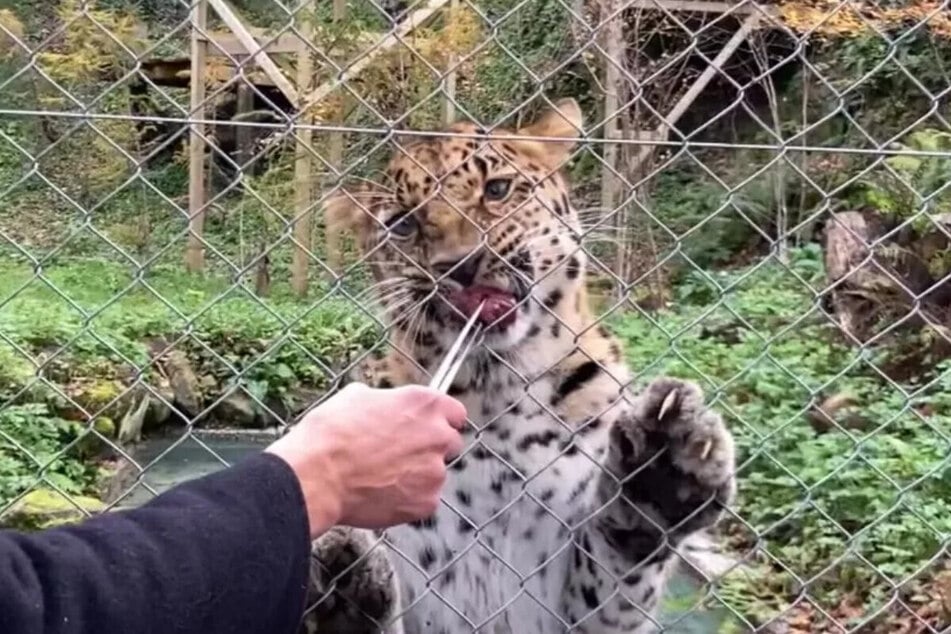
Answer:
447;284;518;328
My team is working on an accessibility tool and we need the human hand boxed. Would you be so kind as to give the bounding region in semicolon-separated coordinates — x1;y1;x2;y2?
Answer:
265;383;467;538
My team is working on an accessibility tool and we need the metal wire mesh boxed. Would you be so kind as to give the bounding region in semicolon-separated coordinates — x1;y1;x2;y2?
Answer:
2;0;951;632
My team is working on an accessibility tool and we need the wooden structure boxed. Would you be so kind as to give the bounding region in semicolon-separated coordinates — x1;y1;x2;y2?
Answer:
597;0;780;290
166;0;456;294
152;0;785;296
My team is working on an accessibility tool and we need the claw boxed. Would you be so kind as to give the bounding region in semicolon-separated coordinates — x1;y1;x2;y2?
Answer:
700;439;713;461
658;389;679;422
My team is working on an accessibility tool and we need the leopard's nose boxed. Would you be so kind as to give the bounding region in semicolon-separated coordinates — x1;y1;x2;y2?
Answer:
433;252;483;287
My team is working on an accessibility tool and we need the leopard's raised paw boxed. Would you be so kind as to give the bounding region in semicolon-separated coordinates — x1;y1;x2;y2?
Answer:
609;377;737;533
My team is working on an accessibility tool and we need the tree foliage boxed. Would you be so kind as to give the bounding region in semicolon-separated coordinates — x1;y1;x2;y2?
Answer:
779;0;951;39
0;8;24;58
36;0;147;85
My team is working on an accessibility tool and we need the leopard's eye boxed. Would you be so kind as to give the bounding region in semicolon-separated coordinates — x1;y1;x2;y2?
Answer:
483;178;512;202
385;212;419;239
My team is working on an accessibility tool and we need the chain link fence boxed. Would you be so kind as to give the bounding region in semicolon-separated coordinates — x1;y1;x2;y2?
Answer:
2;0;951;631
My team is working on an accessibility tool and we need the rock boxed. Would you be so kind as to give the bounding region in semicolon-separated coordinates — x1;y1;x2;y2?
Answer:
146;393;173;429
163;350;202;417
144;376;176;430
1;488;105;531
56;378;125;422
199;374;218;391
118;395;150;444
213;391;260;428
262;387;325;427
75;416;118;459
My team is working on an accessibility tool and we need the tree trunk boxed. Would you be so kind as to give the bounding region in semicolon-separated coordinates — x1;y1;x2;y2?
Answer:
823;211;881;342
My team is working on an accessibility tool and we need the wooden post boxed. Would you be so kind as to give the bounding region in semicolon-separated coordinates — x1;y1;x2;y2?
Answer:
599;0;625;294
186;0;208;273
291;2;315;296
324;0;348;276
235;79;253;170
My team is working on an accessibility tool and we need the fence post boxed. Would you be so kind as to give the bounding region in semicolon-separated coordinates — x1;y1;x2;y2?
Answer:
185;0;208;273
291;1;316;297
324;0;348;277
598;0;624;294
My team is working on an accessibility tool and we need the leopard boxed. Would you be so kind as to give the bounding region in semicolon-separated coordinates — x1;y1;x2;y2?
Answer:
299;98;737;634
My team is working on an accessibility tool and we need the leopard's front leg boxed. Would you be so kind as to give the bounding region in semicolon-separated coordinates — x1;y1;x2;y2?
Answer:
560;378;736;633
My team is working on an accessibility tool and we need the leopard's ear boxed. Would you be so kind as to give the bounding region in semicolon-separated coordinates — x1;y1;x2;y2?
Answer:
517;98;584;159
324;185;384;253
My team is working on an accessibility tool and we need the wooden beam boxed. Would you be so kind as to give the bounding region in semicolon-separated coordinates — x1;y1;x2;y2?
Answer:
665;12;759;132
200;31;304;57
631;12;759;172
291;2;316;296
206;0;299;105
186;0;208;273
625;0;777;16
298;0;452;114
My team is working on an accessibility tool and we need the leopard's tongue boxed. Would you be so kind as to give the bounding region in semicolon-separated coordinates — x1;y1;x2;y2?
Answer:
449;285;517;327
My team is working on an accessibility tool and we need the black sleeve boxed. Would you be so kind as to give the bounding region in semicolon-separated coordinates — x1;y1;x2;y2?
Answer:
0;452;311;634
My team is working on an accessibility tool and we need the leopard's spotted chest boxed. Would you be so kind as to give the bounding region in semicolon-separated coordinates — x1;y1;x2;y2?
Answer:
376;370;621;632
448;385;611;524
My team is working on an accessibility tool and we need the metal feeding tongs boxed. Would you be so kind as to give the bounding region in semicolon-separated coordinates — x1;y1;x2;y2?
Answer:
428;301;485;393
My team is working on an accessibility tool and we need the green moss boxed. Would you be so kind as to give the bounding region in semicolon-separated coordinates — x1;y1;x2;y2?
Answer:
2;487;105;531
83;380;123;407
93;416;115;438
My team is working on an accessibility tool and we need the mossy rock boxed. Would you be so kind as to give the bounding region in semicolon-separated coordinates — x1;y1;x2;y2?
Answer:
1;488;105;531
56;377;177;439
56;378;129;422
94;416;116;437
84;379;124;405
73;416;118;459
211;391;260;428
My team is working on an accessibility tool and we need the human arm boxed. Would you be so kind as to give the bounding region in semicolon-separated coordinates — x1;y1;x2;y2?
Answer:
0;382;466;634
0;452;310;634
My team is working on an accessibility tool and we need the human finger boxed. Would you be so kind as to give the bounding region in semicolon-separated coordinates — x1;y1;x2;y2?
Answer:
436;394;467;430
441;426;464;460
392;384;468;430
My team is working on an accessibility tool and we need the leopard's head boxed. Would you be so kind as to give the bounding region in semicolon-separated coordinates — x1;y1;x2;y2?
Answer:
328;99;588;353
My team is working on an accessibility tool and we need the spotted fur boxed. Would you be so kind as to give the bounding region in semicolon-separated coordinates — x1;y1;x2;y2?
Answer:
300;100;737;633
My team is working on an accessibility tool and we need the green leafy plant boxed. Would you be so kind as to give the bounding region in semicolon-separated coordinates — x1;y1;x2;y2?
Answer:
856;128;951;228
608;245;951;626
0;404;101;506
